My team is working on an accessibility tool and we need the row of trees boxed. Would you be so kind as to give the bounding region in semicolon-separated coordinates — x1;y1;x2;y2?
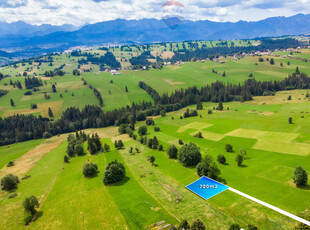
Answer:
169;38;302;62
89;85;104;107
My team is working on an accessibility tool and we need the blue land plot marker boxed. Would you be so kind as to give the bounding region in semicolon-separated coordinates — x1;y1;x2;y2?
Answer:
186;176;229;200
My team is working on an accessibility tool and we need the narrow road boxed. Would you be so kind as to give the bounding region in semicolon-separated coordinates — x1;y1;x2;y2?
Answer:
228;187;310;226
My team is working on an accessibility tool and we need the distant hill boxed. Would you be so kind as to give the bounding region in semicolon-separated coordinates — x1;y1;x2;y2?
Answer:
0;21;78;38
1;14;310;54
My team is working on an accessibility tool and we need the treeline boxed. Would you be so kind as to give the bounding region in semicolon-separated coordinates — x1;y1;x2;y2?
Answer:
0;72;310;146
138;81;160;102
89;84;104;107
170;38;303;62
142;72;309;106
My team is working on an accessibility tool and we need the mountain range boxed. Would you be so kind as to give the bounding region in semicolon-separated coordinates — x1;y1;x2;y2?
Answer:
1;13;310;56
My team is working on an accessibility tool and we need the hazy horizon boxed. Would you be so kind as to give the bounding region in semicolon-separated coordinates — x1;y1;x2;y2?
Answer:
1;0;310;26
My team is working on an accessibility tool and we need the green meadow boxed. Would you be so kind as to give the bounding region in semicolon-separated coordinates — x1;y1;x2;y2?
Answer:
0;90;309;229
2;48;310;118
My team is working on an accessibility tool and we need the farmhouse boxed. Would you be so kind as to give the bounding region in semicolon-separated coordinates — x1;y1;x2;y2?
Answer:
110;69;121;75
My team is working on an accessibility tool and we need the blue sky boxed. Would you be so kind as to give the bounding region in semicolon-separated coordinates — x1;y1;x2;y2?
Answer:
0;0;310;25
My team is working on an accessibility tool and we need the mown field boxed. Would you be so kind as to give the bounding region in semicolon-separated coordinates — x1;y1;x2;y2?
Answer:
1;48;310;118
0;90;309;229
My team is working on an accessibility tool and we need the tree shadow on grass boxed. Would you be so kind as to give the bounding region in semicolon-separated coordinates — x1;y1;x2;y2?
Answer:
32;211;43;223
239;164;248;168
300;184;310;191
217;177;227;184
112;176;130;187
88;173;99;179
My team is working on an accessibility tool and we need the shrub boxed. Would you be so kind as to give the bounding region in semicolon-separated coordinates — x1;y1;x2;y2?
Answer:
43;132;51;139
197;155;221;180
229;224;241;230
1;174;19;191
148;155;155;165
247;224;258;230
217;154;226;164
104;143;110;152
154;126;160;132
7;161;14;167
179;139;184;145
103;161;126;185
24;91;32;95
138;125;147;135
83;162;98;177
145;118;155;126
226;144;233;152
179;143;202;167
23;195;39;215
194;132;203;138
118;124;128;134
293;166;308;187
167;144;178;159
179;219;190;229
158;144;163;151
235;154;244;166
191;219;205;230
30;103;37;109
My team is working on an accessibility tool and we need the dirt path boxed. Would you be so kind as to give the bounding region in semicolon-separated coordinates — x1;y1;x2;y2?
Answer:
0;135;66;178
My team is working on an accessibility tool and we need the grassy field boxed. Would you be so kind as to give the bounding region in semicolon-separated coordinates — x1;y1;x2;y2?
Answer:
2;48;310;118
0;90;309;229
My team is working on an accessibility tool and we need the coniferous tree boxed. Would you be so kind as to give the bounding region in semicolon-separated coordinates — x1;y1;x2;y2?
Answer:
293;166;308;187
52;84;56;93
48;107;53;117
10;98;14;107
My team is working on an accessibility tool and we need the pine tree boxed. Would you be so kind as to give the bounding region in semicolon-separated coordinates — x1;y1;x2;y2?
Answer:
52;84;56;93
114;140;119;149
117;140;124;149
10;98;14;107
48;107;53;117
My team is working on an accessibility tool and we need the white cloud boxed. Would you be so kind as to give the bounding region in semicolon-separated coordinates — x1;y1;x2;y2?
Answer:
0;0;310;25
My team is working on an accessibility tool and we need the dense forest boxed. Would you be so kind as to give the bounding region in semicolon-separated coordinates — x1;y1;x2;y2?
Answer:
0;72;309;146
129;51;155;66
76;51;121;69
